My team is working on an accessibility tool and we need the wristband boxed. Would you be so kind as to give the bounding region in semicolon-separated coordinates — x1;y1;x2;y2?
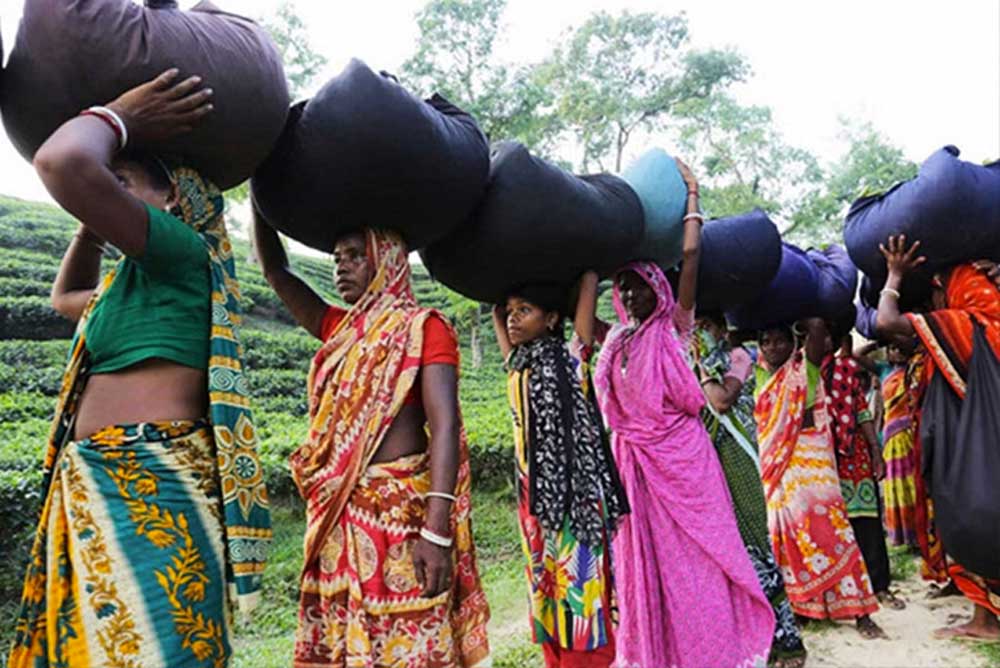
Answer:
419;527;454;548
74;231;106;253
880;288;901;300
683;212;705;223
80;106;128;151
425;491;458;503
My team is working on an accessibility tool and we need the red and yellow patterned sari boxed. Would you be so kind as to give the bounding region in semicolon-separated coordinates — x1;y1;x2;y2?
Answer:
290;230;489;667
755;353;878;620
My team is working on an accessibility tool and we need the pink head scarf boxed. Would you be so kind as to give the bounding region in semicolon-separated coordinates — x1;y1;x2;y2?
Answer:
595;261;705;430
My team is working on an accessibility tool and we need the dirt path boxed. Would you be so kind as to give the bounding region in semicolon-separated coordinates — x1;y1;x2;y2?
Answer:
802;574;988;668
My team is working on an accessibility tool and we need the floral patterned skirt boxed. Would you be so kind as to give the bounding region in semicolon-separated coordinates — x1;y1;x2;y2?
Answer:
294;453;490;668
516;470;616;653
8;421;230;668
764;426;878;620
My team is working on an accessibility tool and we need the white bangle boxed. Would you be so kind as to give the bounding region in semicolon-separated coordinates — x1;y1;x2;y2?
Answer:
880;288;901;300
683;212;705;223
87;105;128;151
419;527;453;548
425;491;457;503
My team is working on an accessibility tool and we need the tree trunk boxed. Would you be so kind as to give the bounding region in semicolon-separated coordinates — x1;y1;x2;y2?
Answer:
470;321;483;368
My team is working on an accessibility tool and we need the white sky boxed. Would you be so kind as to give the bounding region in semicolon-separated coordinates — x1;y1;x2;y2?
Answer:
1;0;998;209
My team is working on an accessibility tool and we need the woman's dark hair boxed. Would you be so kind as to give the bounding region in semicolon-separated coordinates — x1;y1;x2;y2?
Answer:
116;151;173;192
757;324;794;345
697;309;727;331
505;282;568;338
827;304;857;343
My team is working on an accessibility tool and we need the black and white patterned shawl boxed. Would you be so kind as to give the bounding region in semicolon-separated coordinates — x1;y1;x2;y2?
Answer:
508;335;629;547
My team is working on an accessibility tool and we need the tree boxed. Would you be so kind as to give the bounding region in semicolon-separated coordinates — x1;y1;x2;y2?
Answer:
262;1;328;101
547;11;748;172
675;93;823;229
227;1;327;207
788;119;918;243
402;0;562;156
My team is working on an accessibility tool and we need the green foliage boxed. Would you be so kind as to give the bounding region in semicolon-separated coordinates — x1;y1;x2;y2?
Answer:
787;119;918;244
547;11;748;171
261;1;328;100
0;296;75;340
0;276;53;298
677;92;823;224
402;0;562;154
887;544;917;582
0;468;43;601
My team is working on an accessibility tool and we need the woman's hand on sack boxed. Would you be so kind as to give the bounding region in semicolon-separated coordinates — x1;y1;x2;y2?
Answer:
879;235;926;278
107;69;214;147
413;536;453;598
675;158;699;195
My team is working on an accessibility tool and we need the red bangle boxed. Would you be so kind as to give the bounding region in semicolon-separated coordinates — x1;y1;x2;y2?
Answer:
79;108;125;150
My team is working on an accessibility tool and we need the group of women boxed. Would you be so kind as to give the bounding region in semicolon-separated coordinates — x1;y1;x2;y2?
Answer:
6;67;998;668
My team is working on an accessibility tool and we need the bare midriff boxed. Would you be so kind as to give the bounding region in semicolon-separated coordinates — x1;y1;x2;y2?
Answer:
74;358;208;440
370;402;429;463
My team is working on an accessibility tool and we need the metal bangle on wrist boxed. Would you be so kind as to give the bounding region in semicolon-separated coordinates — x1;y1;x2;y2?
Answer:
74;231;107;253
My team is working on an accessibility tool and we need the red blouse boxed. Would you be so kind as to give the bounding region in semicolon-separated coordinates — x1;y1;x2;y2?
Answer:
319;306;458;405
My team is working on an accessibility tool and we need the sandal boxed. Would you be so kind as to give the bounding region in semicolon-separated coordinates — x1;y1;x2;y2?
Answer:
857;616;888;640
877;590;907;610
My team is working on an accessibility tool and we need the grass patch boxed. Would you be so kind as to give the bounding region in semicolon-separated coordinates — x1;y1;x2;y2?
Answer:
972;641;1000;668
888;543;918;581
226;488;532;665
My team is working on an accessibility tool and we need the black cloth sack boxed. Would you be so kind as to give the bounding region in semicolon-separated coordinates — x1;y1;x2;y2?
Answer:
421;141;644;304
252;59;489;252
920;325;1000;579
845;146;1000;302
698;208;782;311
1;0;289;190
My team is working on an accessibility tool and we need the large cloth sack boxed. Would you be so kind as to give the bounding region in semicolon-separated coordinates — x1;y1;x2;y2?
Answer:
807;244;858;320
726;242;820;330
1;0;288;190
844;146;1000;295
252;59;489;252
621;148;688;268
855;301;878;340
421;141;644;305
698;208;782;311
920;325;1000;578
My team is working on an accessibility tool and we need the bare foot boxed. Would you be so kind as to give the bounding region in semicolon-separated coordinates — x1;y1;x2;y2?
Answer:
933;621;1000;642
857;615;888;640
877;590;907;610
934;606;1000;642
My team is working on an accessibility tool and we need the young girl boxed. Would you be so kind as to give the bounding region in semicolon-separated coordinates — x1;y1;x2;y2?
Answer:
492;275;629;668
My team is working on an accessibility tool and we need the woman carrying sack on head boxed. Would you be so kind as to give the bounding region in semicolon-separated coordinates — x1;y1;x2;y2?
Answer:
875;236;1000;642
593;161;775;668
8;70;271;668
252;215;491;667
491;274;629;668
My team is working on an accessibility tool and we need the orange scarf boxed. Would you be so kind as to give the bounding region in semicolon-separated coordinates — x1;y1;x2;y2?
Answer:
908;263;1000;399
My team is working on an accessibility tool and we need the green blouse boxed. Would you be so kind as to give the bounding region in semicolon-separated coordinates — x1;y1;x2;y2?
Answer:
86;205;210;373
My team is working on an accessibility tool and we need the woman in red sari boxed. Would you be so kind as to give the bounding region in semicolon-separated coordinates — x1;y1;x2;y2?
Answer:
875;235;1000;641
754;320;882;638
253;216;490;666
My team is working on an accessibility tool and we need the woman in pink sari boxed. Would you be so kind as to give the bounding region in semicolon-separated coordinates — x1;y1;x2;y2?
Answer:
594;162;774;668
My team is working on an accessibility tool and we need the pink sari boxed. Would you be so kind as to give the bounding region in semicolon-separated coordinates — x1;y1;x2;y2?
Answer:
595;262;774;668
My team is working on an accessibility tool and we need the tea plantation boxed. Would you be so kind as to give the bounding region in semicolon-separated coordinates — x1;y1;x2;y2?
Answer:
0;194;542;666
